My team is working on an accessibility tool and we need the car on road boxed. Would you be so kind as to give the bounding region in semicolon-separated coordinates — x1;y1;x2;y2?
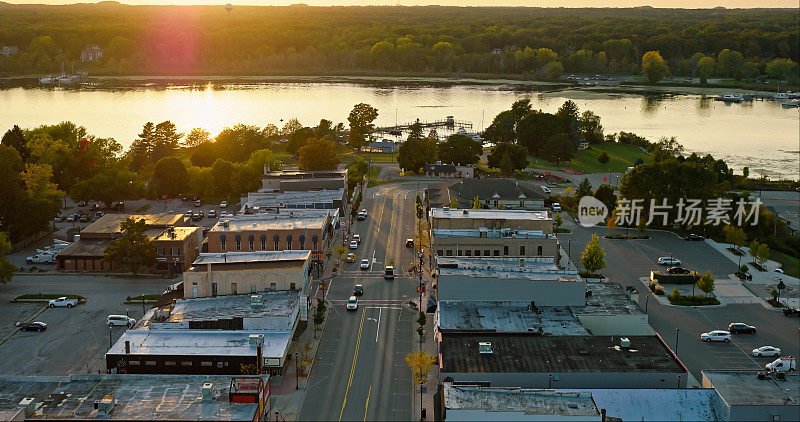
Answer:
220;201;228;208
360;259;370;270
356;209;367;220
774;268;784;274
752;346;781;357
181;195;189;201
405;239;414;248
384;265;394;279
107;315;136;327
352;234;361;244
194;200;202;207
346;253;356;263
728;322;757;334
551;202;561;212
685;234;705;241
346;296;358;311
17;322;47;332
208;210;217;218
349;241;358;249
186;209;194;216
658;257;681;266
540;185;551;195
667;266;691;275
48;297;78;308
701;330;731;343
353;284;364;296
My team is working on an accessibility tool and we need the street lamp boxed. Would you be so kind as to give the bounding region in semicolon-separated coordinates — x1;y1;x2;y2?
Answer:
108;324;112;349
294;352;299;389
674;328;680;356
645;294;649;314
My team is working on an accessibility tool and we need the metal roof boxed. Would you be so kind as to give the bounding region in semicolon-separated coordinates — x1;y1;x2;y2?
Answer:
107;330;291;358
443;384;599;416
192;250;310;265
431;208;550;220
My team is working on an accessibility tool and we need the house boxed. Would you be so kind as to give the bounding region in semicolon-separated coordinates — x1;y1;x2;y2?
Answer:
424;163;474;179
56;214;200;273
0;46;19;57
183;251;311;299
365;140;397;153
447;179;548;210
80;45;103;62
0;374;269;420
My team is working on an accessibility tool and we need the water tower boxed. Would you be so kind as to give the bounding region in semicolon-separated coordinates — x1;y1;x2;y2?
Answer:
224;3;233;17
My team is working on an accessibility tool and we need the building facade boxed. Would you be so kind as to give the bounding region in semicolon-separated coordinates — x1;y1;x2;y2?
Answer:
447;179;548;210
424;163;474;179
80;45;103;61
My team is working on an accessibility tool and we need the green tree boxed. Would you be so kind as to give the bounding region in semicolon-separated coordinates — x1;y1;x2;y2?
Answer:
104;218;157;275
598;151;610;164
765;58;798;81
449;197;458;209
723;225;747;266
127;122;155;171
540;133;574;166
0;232;15;285
298;138;341;171
696;271;715;297
553;212;563;228
437;134;482;165
150;156;189;198
517;112;564;156
215;124;270;163
246;149;279;174
697;56;716;83
642;51;669;83
183;128;211;147
754;243;770;266
482;110;517;144
580;233;606;274
556;100;582;148
286;127;314;156
594;184;617;212
576;178;593;199
487;143;528;171
717;49;745;79
510;99;532;126
1;125;29;162
472;195;482;209
500;153;514;175
397;123;437;173
150;121;182;163
313;299;327;337
347;103;379;150
21;163;64;200
70;167;143;207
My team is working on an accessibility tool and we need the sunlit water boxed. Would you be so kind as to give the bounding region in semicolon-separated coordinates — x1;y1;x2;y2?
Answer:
1;82;798;179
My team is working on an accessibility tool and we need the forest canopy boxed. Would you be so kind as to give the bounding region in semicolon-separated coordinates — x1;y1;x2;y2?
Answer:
0;3;797;79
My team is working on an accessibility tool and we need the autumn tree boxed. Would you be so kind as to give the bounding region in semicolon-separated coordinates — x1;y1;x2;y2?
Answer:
405;350;436;387
104;218;157;275
642;51;669;83
723;225;747;266
696;271;716;297
298;138;341;170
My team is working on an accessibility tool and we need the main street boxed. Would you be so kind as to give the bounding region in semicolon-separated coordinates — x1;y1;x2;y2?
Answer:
299;182;429;421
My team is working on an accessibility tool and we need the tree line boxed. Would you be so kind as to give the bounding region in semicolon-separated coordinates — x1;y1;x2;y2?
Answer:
0;4;796;82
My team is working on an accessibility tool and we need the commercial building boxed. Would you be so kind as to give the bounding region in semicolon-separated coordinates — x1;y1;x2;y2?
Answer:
438;334;687;389
447;179;548;210
701;370;799;421
436;257;580;304
0;374;269;420
244;170;348;214
56;214;200;273
107;291;303;375
424;163;475;179
432;227;559;263
183;251;310;299
205;213;333;263
431;208;552;232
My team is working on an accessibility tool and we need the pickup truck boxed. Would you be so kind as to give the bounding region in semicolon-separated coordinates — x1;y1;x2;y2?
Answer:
48;297;78;308
26;254;55;264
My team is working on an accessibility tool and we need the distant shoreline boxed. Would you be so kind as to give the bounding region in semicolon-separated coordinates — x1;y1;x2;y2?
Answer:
1;73;790;97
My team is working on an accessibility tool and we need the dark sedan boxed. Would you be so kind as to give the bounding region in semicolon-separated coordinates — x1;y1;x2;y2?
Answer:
685;234;705;241
667;266;691;275
17;322;47;332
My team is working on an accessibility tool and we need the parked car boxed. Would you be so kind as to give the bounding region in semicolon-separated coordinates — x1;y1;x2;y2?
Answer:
349;241;358;250
79;215;89;223
752;346;781;357
95;211;104;218
352;234;361;244
667;266;691;275
685;234;704;241
77;201;87;207
208;210;217;218
66;215;76;222
192;213;202;221
17;321;47;332
346;253;356;263
353;284;364;296
107;315;136;327
658;257;681;266
194;200;202;207
540;185;552;195
728;322;757;334
360;259;370;270
765;356;796;372
384;265;394;279
782;305;800;317
48;297;78;308
774;268;784;274
220;201;229;208
186;209;194;216
701;330;731;343
26;254;55;264
181;195;189;201
405;239;414;248
54;215;66;222
346;296;358;311
551;202;562;212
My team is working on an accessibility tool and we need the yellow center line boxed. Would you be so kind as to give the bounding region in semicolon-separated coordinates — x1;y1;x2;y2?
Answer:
339;307;366;421
374;187;390;238
363;385;372;422
384;190;401;265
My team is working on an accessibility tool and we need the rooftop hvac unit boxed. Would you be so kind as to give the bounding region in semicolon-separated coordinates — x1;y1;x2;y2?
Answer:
202;383;213;398
620;337;631;349
478;342;493;354
250;295;263;307
18;398;35;415
249;334;264;346
98;395;114;414
462;210;468;215
222;220;230;227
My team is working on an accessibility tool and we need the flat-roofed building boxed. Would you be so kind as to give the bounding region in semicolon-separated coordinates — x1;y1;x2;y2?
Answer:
245;169;348;214
56;214;199;273
439;334;687;389
432;227;559;264
702;370;799;421
431;208;553;232
183;251;310;299
447;179;548;210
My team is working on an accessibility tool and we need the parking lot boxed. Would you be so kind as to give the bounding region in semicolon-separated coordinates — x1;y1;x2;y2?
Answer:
0;274;175;375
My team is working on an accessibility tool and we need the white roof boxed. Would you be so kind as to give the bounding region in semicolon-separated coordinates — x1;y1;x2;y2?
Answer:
432;208;550;220
192;250;310;265
107;330;291;358
210;214;327;232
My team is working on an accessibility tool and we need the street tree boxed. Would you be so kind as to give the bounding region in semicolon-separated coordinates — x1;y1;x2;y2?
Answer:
404;350;436;388
696;271;716;297
754;242;770;266
104;218;157;275
298;138;341;170
150;156;189;198
313;300;327;337
723;225;747;266
580;233;606;274
642;51;669;83
437;134;482;165
347;103;379;150
553;212;563;228
487;143;528;171
576;178;593;199
0;232;15;285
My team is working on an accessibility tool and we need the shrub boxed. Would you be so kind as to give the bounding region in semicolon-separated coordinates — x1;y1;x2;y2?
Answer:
669;288;681;300
654;285;665;295
739;265;749;273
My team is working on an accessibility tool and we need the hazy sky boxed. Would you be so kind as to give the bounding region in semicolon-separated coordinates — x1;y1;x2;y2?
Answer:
4;1;797;8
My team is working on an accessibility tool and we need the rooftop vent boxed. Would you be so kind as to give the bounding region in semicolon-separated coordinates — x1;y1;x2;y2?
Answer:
620;337;631;349
462;209;468;215
249;334;264;346
202;383;213;399
98;395;115;415
222;220;230;227
18;398;35;415
478;341;493;354
250;294;263;307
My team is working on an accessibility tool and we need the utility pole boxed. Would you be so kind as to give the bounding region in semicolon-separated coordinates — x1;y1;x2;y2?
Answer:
674;328;680;356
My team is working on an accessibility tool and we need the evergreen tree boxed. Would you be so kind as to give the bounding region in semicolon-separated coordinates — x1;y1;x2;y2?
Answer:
580;233;606;274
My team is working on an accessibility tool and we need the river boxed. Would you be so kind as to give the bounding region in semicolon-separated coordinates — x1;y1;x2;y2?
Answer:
1;80;798;179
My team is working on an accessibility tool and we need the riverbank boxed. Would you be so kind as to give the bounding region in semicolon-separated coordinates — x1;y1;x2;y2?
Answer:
2;72;795;97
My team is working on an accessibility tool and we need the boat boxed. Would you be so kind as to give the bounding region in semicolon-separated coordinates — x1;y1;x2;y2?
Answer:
39;75;55;84
774;92;790;100
715;94;744;103
781;100;799;109
56;74;78;84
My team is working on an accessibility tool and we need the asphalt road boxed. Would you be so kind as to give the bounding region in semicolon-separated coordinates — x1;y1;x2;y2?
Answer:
0;274;175;375
560;215;800;380
300;182;426;421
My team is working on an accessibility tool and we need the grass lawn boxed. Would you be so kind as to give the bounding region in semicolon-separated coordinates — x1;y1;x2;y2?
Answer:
12;294;86;303
771;250;800;278
527;142;650;173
